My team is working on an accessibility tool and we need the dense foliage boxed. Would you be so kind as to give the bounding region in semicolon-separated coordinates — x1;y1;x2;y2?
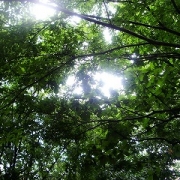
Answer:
0;0;180;179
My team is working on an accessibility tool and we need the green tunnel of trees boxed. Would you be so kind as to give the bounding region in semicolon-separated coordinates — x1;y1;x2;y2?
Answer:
0;0;180;179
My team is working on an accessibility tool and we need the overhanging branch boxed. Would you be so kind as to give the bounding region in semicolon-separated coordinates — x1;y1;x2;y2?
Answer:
2;0;180;48
48;4;180;48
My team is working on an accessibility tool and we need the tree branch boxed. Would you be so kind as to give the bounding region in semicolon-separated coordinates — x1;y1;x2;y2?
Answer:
0;57;75;110
35;1;180;48
171;0;180;14
2;0;180;48
123;20;180;36
137;137;179;145
103;0;112;24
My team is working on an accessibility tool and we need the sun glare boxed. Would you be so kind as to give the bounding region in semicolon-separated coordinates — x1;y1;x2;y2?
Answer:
94;72;123;97
103;28;112;43
66;76;83;95
65;72;123;97
30;0;56;20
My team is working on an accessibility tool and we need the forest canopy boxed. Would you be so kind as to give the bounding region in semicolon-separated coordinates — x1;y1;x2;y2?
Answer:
0;0;180;179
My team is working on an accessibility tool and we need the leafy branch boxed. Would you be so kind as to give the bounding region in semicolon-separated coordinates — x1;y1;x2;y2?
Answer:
35;1;180;48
